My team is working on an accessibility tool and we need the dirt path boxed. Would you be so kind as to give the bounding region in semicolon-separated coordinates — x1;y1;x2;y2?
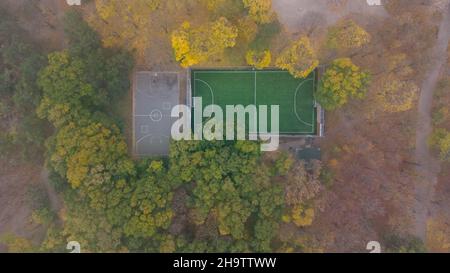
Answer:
414;3;450;241
0;0;66;252
40;168;62;214
272;0;387;31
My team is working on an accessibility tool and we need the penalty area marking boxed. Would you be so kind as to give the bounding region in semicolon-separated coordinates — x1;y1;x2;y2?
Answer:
193;70;315;135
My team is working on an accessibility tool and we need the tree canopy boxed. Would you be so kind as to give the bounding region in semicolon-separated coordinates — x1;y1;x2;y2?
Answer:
246;50;272;69
242;0;275;24
316;58;370;110
171;18;238;67
0;10;47;162
275;37;319;78
90;0;160;57
169;140;284;251
376;76;419;113
327;19;371;50
430;129;450;162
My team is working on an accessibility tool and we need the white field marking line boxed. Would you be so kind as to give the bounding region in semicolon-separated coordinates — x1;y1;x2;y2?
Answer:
294;79;315;128
134;71;179;154
254;71;258;132
259;70;316;134
136;134;171;145
254;71;257;105
194;78;215;109
310;69;316;131
136;71;179;75
194;70;289;74
193;72;196;103
133;71;136;154
291;70;316;134
136;133;171;156
134;115;172;117
137;90;173;99
253;132;315;136
308;70;317;133
287;129;313;133
136;71;180;99
194;70;317;134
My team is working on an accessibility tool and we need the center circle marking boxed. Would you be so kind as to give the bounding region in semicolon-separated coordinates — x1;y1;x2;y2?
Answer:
150;110;163;122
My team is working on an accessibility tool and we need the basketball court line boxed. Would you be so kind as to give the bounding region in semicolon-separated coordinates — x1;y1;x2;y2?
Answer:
133;71;180;156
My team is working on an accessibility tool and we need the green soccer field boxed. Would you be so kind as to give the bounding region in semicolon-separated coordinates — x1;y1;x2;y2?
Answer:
191;69;317;135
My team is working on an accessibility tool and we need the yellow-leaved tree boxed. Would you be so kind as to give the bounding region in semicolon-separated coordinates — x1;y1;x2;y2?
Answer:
376;76;419;113
52;121;134;190
242;0;275;24
282;205;315;227
237;17;258;43
316;58;370;110
90;0;160;57
246;50;271;69
202;0;227;11
275;37;319;78
427;218;450;252
430;129;450;162
171;18;238;67
327;19;371;50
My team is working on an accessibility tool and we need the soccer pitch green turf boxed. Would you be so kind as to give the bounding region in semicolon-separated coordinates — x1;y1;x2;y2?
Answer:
191;69;317;135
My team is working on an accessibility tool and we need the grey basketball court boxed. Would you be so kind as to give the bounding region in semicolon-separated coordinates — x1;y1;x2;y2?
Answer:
133;72;179;156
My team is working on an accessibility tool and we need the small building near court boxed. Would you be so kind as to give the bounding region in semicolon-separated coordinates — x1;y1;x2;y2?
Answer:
66;0;82;6
296;147;321;161
366;0;383;6
296;147;322;169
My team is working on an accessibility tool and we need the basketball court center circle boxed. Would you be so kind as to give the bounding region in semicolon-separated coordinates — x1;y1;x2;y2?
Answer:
150;109;163;122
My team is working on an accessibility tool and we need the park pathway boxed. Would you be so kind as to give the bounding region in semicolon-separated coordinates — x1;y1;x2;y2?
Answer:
414;2;450;242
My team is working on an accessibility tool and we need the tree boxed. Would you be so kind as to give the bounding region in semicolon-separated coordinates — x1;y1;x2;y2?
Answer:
202;0;228;11
280;160;322;229
272;152;294;176
430;129;450;162
169;140;284;249
64;10;102;58
90;0;160;57
124;162;174;238
275;37;319;78
61;189;125;252
282;205;315;227
426;218;450;252
0;10;47;162
284;161;323;207
383;233;427;253
201;0;246;21
171;18;238;67
327;19;371;50
0;234;35;253
246;50;271;69
252;217;278;252
37;52;102;127
37;9;179;253
242;0;275;24
57;157;175;252
237;17;258;43
376;76;419;113
50;121;134;191
316;58;370;110
39;226;66;253
38;12;133;128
